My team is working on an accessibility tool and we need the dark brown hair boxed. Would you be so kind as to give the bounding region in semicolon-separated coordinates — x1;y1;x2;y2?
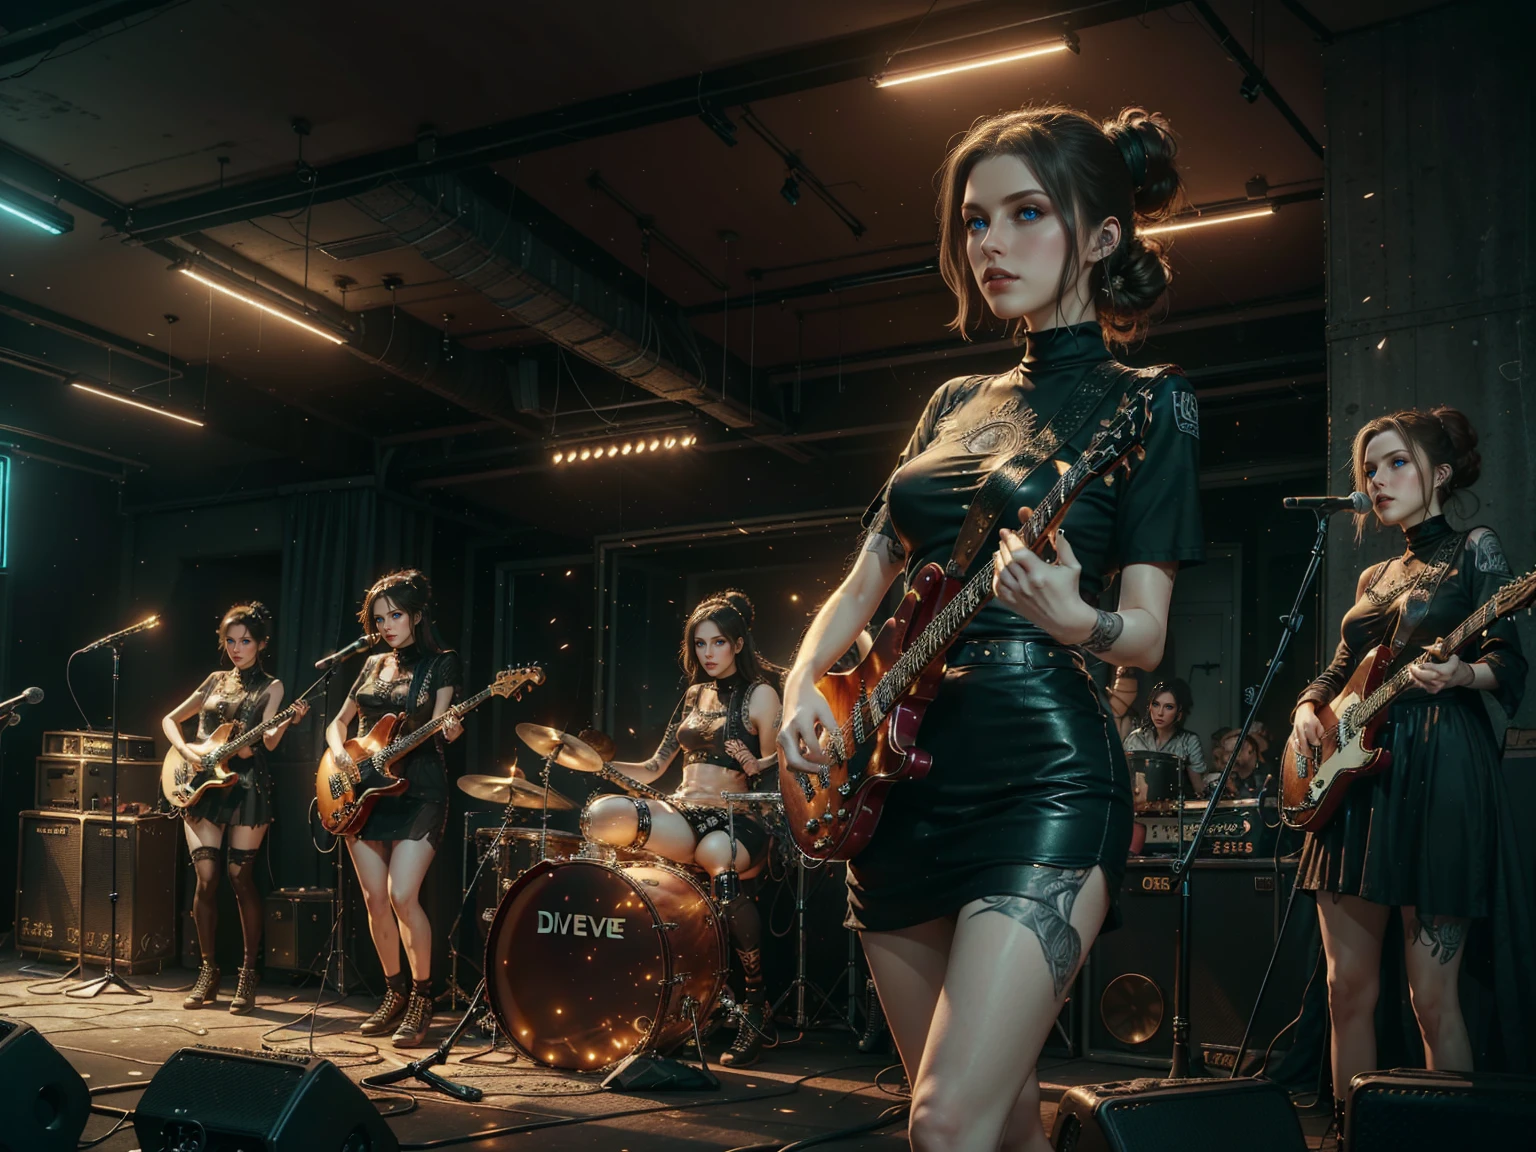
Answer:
680;590;784;691
1137;678;1193;736
218;601;273;666
358;569;443;653
936;105;1182;345
1349;406;1482;537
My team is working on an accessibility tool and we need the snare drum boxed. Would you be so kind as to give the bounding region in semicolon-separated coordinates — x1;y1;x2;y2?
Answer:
1128;750;1185;809
474;827;582;940
485;857;726;1070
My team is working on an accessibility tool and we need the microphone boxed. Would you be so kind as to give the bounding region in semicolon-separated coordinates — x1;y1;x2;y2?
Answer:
1282;492;1371;514
0;686;43;717
315;634;378;670
79;616;160;653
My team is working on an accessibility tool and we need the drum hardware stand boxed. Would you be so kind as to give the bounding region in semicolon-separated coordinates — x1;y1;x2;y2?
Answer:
1168;509;1332;1078
602;996;719;1092
363;978;491;1102
770;850;850;1032
67;625;155;999
440;802;520;1017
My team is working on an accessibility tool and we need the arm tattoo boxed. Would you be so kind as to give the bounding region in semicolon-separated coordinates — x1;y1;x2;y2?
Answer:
1409;915;1468;965
967;866;1090;998
643;720;680;774
1082;610;1124;653
1474;532;1513;577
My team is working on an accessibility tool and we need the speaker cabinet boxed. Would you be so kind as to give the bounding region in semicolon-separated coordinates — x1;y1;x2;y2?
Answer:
1050;1076;1306;1152
133;1045;398;1152
15;811;178;971
1085;858;1310;1069
1345;1068;1536;1151
266;887;335;973
0;1018;90;1152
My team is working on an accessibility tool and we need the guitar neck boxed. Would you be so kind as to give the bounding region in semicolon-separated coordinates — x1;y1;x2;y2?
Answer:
1359;596;1501;723
869;452;1095;723
381;683;494;761
215;701;301;759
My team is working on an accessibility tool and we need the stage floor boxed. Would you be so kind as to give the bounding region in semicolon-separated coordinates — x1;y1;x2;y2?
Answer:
0;955;1334;1150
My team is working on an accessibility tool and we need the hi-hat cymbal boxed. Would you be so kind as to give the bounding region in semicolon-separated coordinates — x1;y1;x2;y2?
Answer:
456;771;576;810
515;723;603;773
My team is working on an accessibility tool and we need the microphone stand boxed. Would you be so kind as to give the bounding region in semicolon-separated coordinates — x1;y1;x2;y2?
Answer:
1166;510;1331;1077
67;637;140;998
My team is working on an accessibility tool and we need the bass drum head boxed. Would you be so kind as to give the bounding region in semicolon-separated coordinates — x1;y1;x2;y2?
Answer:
485;858;723;1071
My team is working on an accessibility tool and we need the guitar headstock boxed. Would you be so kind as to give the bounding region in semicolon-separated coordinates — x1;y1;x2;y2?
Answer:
1079;386;1155;483
491;664;547;700
1493;568;1536;618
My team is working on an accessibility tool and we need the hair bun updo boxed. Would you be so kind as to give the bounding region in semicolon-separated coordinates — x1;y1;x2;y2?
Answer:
1104;108;1181;219
716;589;755;629
1429;406;1482;493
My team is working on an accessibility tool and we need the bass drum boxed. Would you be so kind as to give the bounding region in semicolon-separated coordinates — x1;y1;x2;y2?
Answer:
485;858;726;1071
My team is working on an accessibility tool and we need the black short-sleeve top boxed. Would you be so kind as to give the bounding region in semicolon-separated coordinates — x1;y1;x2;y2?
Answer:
864;322;1205;643
194;667;276;754
347;644;464;802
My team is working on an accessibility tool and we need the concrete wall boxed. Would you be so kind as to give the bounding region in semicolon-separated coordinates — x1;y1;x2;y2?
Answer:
1324;0;1536;727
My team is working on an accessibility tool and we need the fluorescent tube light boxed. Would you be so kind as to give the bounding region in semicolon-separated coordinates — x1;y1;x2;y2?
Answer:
1140;205;1276;236
0;181;74;235
70;382;205;428
175;264;348;345
874;41;1069;88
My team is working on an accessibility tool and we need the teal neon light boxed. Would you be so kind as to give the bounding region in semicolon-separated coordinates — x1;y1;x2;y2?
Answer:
0;454;9;570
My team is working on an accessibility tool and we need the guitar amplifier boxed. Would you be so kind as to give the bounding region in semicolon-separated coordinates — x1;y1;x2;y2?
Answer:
35;754;162;812
41;730;156;761
265;888;335;974
1136;798;1281;858
15;810;178;971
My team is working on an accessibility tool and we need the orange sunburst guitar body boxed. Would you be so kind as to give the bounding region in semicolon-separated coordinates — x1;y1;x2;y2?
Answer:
315;665;544;836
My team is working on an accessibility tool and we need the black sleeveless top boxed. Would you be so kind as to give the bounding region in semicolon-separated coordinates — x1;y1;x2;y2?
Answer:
348;644;463;803
194;666;275;750
674;674;764;768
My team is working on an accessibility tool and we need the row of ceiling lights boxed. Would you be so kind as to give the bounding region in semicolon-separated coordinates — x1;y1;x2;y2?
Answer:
552;434;697;464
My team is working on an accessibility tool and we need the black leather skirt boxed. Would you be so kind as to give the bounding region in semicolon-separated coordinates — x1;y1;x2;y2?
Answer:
185;758;272;828
845;640;1133;932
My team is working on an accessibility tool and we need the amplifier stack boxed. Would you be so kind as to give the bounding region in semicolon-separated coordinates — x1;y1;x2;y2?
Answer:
34;729;160;813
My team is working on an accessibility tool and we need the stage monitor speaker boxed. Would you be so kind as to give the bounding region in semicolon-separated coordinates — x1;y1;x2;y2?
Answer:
1345;1068;1536;1150
0;1017;91;1152
1085;858;1310;1070
1050;1076;1306;1152
133;1045;398;1152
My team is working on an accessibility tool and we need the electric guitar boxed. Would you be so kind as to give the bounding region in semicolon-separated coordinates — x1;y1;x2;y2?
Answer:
316;665;544;836
162;697;310;809
1281;567;1536;833
782;385;1157;860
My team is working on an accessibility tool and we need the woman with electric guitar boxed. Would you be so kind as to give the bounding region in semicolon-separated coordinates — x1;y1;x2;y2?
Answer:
1287;408;1531;1123
161;601;308;1014
778;106;1203;1152
323;570;463;1047
583;590;782;1067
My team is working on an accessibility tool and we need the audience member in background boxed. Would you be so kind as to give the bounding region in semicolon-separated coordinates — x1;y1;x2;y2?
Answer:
1218;729;1266;800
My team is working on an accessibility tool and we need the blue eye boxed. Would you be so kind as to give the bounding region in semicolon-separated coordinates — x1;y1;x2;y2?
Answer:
1391;458;1404;468
1018;205;1042;221
965;216;986;233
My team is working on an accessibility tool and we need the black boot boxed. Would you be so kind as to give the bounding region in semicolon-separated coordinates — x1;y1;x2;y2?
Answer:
183;961;221;1009
229;966;259;1016
392;983;435;1048
720;994;768;1067
857;977;890;1054
360;972;409;1036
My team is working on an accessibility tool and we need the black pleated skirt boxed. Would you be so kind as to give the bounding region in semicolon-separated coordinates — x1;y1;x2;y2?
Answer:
185;759;273;828
1298;690;1498;917
845;643;1133;932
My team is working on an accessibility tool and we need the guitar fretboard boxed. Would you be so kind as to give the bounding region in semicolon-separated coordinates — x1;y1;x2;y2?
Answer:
378;682;495;762
1356;594;1506;728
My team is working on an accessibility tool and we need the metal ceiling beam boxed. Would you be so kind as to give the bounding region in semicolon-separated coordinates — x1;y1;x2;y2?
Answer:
0;0;174;67
113;1;1184;243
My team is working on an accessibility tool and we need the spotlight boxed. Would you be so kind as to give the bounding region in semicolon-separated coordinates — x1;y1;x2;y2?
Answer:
1239;75;1264;103
621;443;632;455
650;439;661;451
780;175;801;207
664;437;677;449
607;445;618;457
553;451;564;463
580;448;592;460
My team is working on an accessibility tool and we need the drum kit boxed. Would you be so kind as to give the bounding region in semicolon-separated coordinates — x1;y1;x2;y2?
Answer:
442;722;784;1075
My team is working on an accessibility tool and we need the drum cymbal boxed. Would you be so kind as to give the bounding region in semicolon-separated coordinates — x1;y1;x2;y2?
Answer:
457;771;576;810
515;723;603;773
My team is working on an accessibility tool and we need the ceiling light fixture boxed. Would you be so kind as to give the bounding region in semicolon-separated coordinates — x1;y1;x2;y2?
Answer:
0;181;74;235
1139;204;1276;236
69;382;205;428
549;434;697;466
173;262;348;345
874;39;1070;88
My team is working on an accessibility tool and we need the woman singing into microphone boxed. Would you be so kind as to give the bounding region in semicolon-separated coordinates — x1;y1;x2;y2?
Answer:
779;106;1203;1151
324;570;462;1047
1289;408;1530;1127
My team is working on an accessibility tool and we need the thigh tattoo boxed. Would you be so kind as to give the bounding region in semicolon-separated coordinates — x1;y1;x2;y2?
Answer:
968;866;1090;998
1409;915;1468;965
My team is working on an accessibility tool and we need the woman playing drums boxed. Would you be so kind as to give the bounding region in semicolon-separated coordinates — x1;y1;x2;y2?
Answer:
583;590;782;1066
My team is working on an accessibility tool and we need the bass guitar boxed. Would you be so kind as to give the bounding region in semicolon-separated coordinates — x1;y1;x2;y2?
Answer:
162;697;310;809
782;385;1157;860
1281;567;1536;832
316;665;545;836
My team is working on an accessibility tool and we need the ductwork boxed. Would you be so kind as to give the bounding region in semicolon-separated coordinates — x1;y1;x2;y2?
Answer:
347;174;776;433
